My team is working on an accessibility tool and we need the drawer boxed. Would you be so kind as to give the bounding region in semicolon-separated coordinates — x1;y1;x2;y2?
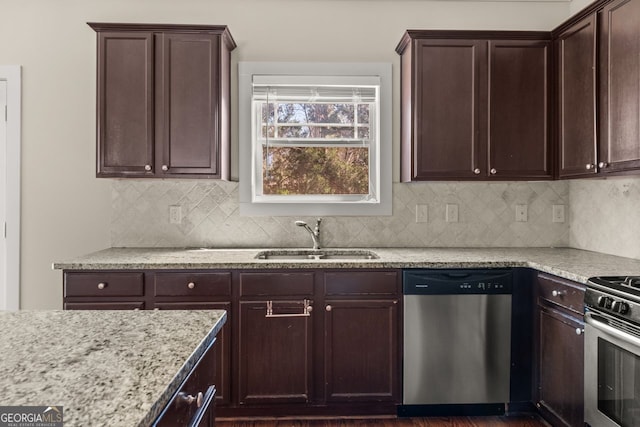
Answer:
154;339;217;426
239;272;314;297
64;272;144;297
64;302;145;310
538;273;585;314
324;271;399;296
153;272;231;297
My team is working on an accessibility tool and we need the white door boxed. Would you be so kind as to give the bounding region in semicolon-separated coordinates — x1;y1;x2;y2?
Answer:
0;80;7;310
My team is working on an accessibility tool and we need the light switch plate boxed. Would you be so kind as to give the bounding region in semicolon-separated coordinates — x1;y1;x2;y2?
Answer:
415;204;428;223
552;204;565;223
515;204;528;222
446;204;459;223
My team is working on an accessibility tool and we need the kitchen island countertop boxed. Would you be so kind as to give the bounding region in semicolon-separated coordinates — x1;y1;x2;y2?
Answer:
0;309;226;427
53;247;640;284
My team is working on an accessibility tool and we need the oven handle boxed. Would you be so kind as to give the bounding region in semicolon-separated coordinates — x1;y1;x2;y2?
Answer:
585;311;640;348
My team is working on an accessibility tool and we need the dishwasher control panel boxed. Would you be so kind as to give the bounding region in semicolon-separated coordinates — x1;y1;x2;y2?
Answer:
403;269;513;295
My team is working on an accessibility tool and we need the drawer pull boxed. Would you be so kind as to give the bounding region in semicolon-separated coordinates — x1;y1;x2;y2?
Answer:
266;299;312;318
176;391;203;408
326;305;332;312
551;290;566;297
576;328;584;336
187;282;196;289
97;282;107;290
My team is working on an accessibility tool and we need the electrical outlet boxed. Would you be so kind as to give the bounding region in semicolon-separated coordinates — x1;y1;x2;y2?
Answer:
415;204;428;223
169;205;182;224
446;204;459;223
515;204;528;222
552;204;566;223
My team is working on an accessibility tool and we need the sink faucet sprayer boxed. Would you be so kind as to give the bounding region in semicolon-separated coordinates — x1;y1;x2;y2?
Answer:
295;218;322;250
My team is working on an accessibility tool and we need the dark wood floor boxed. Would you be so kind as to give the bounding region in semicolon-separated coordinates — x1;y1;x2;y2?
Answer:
217;415;549;427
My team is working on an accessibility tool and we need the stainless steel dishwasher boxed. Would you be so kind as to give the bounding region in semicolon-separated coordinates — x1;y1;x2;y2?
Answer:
399;269;512;417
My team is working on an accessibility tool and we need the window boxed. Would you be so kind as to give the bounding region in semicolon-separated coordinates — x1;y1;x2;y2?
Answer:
239;63;391;216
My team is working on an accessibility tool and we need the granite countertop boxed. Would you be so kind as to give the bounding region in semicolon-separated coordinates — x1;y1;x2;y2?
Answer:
53;247;640;284
0;310;226;427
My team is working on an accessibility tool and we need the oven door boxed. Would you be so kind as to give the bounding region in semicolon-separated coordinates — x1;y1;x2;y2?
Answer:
585;311;640;427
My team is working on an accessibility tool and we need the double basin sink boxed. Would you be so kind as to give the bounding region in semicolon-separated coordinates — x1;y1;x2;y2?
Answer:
254;249;379;261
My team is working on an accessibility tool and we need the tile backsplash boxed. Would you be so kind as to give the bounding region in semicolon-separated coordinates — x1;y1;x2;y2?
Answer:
570;176;640;260
111;180;570;248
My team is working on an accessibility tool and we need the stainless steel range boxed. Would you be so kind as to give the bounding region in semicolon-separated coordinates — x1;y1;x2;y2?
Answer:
584;276;640;427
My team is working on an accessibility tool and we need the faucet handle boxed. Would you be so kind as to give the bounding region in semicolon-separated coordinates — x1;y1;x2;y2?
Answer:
315;218;322;231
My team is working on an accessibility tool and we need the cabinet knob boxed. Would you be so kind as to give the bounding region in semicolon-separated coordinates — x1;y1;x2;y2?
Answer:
585;163;595;170
598;161;608;168
551;290;565;297
187;282;195;289
144;164;152;171
326;305;332;312
161;165;169;171
97;282;106;290
490;168;497;175
576;328;584;336
473;168;481;175
177;391;203;408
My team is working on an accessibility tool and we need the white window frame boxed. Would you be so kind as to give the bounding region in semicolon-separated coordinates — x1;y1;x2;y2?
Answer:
239;62;392;216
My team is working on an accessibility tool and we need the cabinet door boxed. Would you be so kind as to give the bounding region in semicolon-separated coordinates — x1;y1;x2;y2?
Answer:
238;300;313;405
489;40;551;179
324;299;399;403
156;33;222;177
410;39;487;180
599;0;640;173
537;306;584;427
557;15;598;178
154;302;231;406
96;31;154;176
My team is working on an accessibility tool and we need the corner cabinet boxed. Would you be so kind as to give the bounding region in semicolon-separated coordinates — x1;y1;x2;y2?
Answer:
598;0;640;174
554;0;640;178
89;23;235;179
396;31;552;181
534;272;585;427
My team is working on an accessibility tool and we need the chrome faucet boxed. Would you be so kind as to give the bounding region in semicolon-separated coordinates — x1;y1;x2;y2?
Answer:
295;218;322;250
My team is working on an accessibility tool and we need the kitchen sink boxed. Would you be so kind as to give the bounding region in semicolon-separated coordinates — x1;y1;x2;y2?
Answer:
254;249;379;260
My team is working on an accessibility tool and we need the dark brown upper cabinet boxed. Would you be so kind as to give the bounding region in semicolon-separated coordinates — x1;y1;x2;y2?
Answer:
396;31;552;181
553;0;640;178
555;15;598;178
598;0;640;174
89;23;235;179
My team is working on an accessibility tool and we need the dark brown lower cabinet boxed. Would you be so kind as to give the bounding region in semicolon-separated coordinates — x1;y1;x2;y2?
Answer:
324;299;399;403
237;300;313;405
63;268;402;417
535;273;584;427
154;338;217;427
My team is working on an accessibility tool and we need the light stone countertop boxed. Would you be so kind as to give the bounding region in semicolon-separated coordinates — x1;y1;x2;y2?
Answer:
53;247;640;284
0;310;226;427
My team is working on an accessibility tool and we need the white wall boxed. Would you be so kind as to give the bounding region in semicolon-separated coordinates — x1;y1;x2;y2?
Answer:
0;0;572;309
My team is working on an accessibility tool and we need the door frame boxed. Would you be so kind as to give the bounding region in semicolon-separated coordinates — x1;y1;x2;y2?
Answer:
0;65;21;310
